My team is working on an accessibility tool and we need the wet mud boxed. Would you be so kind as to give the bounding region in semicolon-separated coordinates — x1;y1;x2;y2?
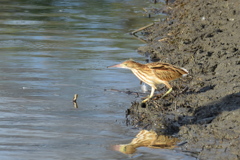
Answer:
126;0;240;159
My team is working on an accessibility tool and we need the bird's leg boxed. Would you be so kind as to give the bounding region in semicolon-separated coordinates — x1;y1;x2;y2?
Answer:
142;87;155;103
161;82;172;98
161;88;172;98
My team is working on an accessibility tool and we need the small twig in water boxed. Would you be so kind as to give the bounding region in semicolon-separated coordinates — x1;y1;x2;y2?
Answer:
73;94;78;102
73;94;79;108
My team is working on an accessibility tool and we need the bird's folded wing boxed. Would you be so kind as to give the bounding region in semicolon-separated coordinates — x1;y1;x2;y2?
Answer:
149;63;182;81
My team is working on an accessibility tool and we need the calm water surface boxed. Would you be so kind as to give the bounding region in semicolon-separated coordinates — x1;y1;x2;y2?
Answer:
0;0;195;159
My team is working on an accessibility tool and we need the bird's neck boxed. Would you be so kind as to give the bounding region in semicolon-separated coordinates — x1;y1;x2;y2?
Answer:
129;61;145;70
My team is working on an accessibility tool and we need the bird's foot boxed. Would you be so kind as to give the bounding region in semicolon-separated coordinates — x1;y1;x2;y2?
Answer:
141;96;149;102
141;98;150;103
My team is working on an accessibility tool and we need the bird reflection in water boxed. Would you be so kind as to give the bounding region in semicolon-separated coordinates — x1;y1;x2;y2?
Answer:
112;130;180;154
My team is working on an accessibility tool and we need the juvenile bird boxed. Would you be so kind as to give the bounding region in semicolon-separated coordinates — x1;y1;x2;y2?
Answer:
108;60;188;103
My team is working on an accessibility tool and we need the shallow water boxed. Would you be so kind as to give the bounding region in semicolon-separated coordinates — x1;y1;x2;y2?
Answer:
0;0;195;159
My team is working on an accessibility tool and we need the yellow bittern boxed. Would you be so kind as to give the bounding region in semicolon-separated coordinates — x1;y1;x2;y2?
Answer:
108;60;188;103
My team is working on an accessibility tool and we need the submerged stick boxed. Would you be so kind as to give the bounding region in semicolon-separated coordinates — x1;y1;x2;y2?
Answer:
105;89;145;97
131;34;148;43
131;23;155;35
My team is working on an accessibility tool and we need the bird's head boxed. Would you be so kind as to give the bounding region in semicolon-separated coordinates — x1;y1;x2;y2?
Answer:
107;60;136;69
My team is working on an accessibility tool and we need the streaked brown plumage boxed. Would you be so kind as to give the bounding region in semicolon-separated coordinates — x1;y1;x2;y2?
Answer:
108;60;188;103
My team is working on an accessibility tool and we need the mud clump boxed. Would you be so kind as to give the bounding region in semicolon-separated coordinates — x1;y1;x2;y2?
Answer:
126;0;240;159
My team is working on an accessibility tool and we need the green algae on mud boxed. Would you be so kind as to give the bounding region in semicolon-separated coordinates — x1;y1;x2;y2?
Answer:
126;0;240;159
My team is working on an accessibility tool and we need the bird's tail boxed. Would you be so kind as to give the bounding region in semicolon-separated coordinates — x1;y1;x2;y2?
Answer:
181;67;188;77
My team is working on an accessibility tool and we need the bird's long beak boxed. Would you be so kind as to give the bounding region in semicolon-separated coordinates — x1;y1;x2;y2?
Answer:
107;63;122;68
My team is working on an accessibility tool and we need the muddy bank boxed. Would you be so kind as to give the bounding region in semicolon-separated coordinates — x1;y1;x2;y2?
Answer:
126;0;240;159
